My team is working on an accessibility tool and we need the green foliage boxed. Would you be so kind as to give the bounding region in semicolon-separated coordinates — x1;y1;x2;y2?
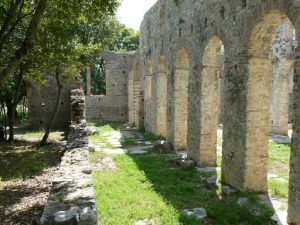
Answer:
81;60;106;95
109;23;139;52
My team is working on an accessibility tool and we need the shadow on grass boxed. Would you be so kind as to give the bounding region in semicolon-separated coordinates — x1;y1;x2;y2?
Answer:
0;140;63;181
127;153;275;225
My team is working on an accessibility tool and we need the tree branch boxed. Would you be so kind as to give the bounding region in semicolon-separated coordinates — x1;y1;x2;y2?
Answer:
0;0;48;86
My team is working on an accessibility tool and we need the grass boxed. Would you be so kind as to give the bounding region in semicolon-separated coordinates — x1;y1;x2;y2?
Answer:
89;123;291;224
91;152;274;225
22;130;45;137
121;137;137;146
88;122;122;149
268;141;291;199
142;133;164;142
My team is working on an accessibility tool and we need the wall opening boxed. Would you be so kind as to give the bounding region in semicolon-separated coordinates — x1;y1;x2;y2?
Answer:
156;55;168;137
174;48;189;150
246;11;297;223
270;19;295;135
82;59;106;96
198;36;224;167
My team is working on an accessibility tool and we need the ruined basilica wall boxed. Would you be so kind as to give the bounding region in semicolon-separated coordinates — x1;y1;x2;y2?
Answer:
85;51;134;122
137;1;300;223
27;73;82;129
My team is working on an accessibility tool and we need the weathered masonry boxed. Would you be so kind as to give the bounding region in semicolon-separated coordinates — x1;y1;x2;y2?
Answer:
126;1;300;224
28;0;300;224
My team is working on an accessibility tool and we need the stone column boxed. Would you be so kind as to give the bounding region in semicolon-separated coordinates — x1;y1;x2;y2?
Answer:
86;67;91;96
221;58;249;191
70;89;86;125
287;46;300;225
270;60;293;135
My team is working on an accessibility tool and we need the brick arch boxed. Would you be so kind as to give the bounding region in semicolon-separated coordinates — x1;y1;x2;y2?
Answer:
244;11;294;192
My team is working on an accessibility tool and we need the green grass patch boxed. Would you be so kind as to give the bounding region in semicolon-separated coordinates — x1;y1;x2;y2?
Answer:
22;129;45;137
268;141;290;199
268;178;289;199
121;137;137;146
269;141;290;164
142;133;164;142
88;122;123;149
92;152;274;225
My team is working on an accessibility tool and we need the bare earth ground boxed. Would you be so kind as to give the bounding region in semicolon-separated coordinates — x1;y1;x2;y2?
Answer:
0;131;65;225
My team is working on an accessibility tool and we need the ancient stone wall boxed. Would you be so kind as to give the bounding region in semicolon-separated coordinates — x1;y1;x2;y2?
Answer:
27;72;82;129
41;89;97;225
132;1;300;223
85;51;134;122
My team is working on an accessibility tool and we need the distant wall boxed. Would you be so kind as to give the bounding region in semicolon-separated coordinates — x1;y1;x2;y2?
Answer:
85;51;135;122
27;72;82;129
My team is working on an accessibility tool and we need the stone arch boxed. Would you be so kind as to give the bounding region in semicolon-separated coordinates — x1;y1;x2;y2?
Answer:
144;58;153;132
174;48;189;149
156;55;168;137
194;36;224;166
245;11;294;192
270;19;295;135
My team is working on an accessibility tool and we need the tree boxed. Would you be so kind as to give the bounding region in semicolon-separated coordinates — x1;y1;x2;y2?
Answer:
0;0;48;85
109;24;139;52
34;0;121;146
0;0;120;86
0;65;27;141
80;23;139;95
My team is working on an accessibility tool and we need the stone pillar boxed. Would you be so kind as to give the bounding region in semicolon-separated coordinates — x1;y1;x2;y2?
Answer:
270;60;293;135
70;89;86;125
221;58;249;191
287;46;300;225
270;21;295;135
156;55;168;137
86;67;91;96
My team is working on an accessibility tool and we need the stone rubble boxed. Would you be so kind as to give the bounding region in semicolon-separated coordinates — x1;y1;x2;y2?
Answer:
183;208;207;219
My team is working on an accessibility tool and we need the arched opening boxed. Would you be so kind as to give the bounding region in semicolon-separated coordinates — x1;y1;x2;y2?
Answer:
197;36;224;167
246;11;298;224
174;48;189;149
82;59;106;96
270;20;295;135
144;59;152;132
156;55;167;137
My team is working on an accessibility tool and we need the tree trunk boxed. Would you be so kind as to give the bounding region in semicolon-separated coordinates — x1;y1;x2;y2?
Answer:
40;69;63;146
7;103;14;142
7;68;24;142
0;0;48;86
